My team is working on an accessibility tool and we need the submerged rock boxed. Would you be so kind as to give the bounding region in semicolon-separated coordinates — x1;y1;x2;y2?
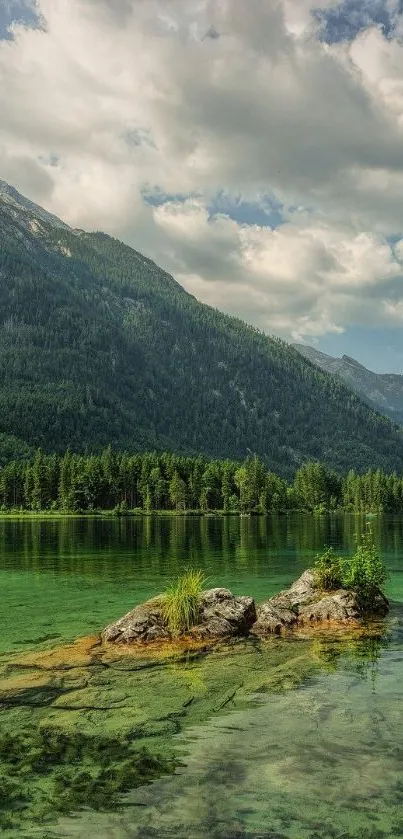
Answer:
250;569;389;636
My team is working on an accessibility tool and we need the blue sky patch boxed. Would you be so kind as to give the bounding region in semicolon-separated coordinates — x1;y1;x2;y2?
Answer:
318;326;403;373
141;188;197;207
208;193;284;228
312;0;402;43
142;188;284;228
0;0;41;40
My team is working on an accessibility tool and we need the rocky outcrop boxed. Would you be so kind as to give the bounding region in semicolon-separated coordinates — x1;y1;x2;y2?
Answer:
103;600;169;644
103;571;389;645
250;569;388;636
269;569;317;611
188;588;256;640
103;589;256;644
251;603;297;636
298;590;361;624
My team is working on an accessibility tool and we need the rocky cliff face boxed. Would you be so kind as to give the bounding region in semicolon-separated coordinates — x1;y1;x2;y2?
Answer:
0;180;69;231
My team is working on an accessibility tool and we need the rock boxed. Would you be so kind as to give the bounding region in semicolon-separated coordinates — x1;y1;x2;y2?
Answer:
103;589;257;644
250;569;389;635
269;569;316;611
189;588;256;640
102;601;169;644
103;572;389;644
369;589;389;617
298;590;360;623
250;603;297;636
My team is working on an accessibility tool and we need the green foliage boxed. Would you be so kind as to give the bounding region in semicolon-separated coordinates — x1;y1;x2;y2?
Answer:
314;547;344;591
314;526;388;613
113;500;129;517
2;193;403;474
343;525;388;612
2;448;403;515
160;569;206;636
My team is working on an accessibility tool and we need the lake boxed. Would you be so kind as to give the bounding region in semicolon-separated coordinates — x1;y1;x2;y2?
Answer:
1;514;403;838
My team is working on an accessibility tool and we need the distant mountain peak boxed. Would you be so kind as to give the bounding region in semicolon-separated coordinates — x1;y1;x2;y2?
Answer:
294;343;403;425
0;179;69;231
340;354;367;369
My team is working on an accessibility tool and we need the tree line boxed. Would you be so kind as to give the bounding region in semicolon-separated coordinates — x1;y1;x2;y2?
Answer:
0;448;403;513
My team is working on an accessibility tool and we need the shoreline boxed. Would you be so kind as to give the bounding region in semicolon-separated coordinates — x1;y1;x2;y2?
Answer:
0;509;381;519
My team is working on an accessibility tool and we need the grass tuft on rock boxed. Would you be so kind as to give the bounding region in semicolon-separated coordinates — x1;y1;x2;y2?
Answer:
160;569;206;636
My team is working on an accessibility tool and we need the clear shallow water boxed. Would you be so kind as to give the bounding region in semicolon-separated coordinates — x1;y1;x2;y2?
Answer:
0;514;403;838
1;513;403;653
55;642;403;839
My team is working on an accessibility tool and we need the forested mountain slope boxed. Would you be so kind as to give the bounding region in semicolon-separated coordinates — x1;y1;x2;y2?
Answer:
294;343;403;426
1;180;403;475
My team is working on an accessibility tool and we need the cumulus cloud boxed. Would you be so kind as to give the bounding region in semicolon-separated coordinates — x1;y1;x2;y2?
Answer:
152;198;403;336
1;0;403;344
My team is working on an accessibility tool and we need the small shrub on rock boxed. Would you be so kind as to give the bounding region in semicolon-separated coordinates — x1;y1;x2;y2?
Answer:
314;526;388;614
343;525;388;613
314;547;344;591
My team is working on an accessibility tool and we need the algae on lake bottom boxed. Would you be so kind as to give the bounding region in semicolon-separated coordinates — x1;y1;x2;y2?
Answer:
0;631;333;836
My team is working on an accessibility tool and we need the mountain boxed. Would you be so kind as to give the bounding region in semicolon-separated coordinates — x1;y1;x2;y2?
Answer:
0;180;69;231
1;181;403;476
294;344;403;426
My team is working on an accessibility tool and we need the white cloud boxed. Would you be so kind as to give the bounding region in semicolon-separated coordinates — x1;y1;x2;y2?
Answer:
1;0;403;342
152;198;403;336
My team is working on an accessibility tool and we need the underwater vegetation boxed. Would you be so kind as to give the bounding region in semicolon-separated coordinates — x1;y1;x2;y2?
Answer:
0;626;390;836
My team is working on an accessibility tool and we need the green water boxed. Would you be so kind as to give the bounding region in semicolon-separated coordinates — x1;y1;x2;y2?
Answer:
1;514;403;838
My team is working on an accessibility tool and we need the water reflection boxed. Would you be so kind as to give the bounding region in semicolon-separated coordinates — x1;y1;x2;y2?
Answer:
0;511;402;565
0;512;402;585
0;512;402;653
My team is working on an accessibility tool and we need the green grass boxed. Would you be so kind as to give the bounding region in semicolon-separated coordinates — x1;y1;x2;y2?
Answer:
159;570;207;636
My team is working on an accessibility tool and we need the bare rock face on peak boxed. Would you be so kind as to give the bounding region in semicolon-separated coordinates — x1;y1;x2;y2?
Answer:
0;179;69;230
293;342;403;427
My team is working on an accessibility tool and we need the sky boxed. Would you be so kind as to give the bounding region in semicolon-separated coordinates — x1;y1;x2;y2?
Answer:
1;1;403;372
